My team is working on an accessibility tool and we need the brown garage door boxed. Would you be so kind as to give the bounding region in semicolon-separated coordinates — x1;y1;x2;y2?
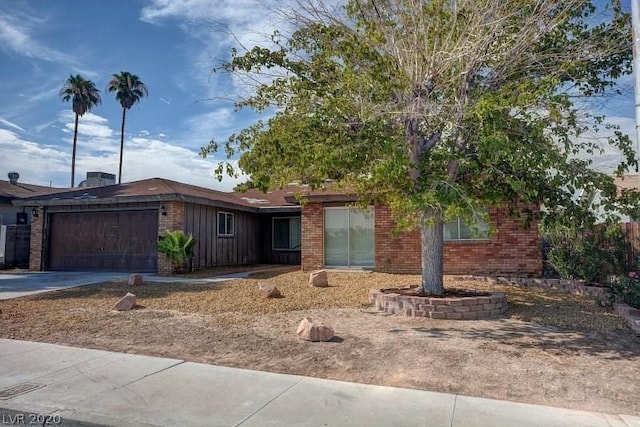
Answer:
48;210;158;272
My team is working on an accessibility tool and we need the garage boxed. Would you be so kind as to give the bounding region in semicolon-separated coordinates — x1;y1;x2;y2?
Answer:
47;210;158;272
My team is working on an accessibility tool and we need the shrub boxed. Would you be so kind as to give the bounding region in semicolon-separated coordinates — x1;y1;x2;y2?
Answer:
157;230;196;273
542;222;632;283
610;269;640;309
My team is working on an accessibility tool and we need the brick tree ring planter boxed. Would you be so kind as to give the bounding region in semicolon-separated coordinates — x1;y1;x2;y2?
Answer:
368;288;507;320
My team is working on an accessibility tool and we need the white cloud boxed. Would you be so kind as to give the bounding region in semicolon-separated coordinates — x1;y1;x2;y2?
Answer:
52;108;245;190
0;127;243;191
181;108;236;146
140;0;288;100
0;118;25;132
0;78;67;127
32;119;59;135
0;10;76;65
0;129;70;187
78;136;244;191
140;0;281;29
574;115;637;173
140;0;221;23
60;111;114;139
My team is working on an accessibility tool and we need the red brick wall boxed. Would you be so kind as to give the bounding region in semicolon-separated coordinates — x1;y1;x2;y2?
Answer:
374;205;421;273
302;203;542;277
446;207;541;276
301;203;324;270
157;201;186;274
28;207;44;271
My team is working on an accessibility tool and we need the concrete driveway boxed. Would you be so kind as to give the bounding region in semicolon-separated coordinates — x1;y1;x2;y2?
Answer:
0;265;297;300
0;272;132;300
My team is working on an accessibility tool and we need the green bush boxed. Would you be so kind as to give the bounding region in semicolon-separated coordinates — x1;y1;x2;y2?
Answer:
610;268;640;309
542;222;631;283
157;230;196;273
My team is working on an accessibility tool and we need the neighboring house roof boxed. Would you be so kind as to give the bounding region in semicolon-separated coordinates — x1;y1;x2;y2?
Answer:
278;182;359;204
612;174;640;222
571;174;640;223
613;174;640;191
14;178;301;213
0;179;64;201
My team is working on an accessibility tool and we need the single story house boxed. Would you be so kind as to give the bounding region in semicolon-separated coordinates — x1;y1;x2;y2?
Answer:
16;178;301;273
17;177;542;276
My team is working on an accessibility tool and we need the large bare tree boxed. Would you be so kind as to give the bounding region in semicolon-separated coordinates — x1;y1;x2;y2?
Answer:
203;0;636;294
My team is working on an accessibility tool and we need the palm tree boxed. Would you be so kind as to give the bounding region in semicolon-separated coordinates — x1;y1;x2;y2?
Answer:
107;71;148;184
59;75;101;187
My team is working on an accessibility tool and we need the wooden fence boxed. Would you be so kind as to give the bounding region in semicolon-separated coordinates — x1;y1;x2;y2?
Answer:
621;222;640;267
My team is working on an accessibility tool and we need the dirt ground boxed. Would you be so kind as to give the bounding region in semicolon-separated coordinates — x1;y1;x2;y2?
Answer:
1;270;639;416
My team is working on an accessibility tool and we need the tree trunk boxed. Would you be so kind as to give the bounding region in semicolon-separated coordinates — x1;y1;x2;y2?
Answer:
419;209;444;295
71;113;79;188
118;108;127;184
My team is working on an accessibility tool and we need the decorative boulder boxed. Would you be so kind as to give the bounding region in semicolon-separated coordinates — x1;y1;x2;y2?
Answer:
309;270;329;288
114;292;137;311
296;317;334;342
128;274;144;286
258;281;282;298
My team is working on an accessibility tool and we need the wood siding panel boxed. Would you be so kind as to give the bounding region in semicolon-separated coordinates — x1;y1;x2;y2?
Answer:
185;203;262;269
194;204;201;269
207;207;215;266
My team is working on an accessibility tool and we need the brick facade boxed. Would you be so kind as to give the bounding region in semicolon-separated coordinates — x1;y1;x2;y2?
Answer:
302;202;542;277
28;207;44;271
157;201;186;275
301;203;324;271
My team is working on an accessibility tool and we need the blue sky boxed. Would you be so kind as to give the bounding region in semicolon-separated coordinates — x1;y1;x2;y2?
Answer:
0;0;636;191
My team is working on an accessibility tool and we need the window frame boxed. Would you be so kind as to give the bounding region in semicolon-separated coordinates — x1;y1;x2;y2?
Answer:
217;211;235;237
323;206;375;267
272;216;302;251
443;217;490;242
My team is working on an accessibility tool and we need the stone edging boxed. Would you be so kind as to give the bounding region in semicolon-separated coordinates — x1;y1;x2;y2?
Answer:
448;275;610;298
614;303;640;335
368;289;507;320
451;275;640;335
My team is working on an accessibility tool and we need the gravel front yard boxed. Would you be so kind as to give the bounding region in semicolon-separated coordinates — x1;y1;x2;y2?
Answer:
0;270;638;416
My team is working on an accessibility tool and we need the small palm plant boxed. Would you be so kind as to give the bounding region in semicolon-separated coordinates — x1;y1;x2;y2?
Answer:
157;230;196;273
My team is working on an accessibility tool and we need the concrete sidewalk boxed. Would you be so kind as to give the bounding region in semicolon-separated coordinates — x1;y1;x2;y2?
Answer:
0;339;638;427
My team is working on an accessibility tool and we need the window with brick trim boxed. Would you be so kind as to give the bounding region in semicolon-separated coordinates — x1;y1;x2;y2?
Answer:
217;212;234;236
273;217;301;250
444;217;489;241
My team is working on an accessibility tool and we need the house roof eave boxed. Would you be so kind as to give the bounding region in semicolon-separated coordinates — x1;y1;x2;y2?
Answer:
12;193;297;214
284;194;359;204
256;206;301;214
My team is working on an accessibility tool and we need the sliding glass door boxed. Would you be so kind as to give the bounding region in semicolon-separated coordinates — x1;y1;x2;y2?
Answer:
324;207;374;267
